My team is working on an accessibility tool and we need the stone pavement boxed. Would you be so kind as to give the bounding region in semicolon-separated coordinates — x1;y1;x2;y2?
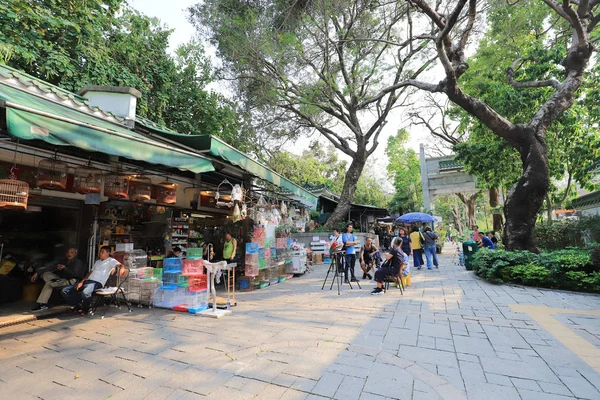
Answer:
1;252;600;400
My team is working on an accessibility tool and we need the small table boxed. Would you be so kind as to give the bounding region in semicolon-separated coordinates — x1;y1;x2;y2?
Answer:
215;262;237;307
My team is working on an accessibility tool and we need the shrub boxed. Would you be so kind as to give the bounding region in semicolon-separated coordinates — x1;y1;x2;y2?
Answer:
471;248;600;293
534;215;600;250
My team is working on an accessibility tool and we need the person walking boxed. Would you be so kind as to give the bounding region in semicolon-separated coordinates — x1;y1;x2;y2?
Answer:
423;227;439;270
409;226;424;269
342;223;359;282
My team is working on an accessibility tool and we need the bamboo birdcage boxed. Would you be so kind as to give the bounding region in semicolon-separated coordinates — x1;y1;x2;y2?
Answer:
0;168;29;210
157;179;177;205
129;175;152;201
104;173;130;199
73;161;102;194
36;154;68;190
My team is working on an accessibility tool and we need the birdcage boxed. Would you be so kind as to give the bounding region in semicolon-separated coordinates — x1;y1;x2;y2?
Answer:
129;175;152;201
36;153;68;190
104;173;130;199
73;161;102;194
157;179;177;204
0;169;29;210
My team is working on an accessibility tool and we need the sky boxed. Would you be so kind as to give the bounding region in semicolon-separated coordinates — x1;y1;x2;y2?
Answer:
129;0;437;187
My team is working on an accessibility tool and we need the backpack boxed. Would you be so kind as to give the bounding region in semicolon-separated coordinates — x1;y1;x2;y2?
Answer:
419;233;425;246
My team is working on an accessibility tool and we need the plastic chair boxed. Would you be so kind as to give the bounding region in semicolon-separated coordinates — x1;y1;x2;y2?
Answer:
384;267;404;294
90;266;132;318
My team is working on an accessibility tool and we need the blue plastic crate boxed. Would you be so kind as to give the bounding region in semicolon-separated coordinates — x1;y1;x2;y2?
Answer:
163;258;183;273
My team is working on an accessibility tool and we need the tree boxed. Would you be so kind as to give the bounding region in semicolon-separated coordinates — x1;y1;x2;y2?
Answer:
0;0;252;151
353;168;390;209
267;141;347;193
189;0;435;226
398;0;599;251
385;129;422;215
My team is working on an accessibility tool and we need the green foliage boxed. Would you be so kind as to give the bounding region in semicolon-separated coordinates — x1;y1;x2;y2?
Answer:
472;248;600;293
385;129;422;214
533;216;600;251
353;172;390;209
268;141;347;194
0;0;253;151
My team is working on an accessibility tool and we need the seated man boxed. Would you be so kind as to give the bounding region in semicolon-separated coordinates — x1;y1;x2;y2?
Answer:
31;247;84;311
371;238;406;295
480;233;495;249
61;246;123;315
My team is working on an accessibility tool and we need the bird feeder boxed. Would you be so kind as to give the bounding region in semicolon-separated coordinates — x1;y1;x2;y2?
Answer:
73;161;102;194
157;179;177;205
36;153;68;190
0;168;29;210
104;173;130;199
129;175;152;201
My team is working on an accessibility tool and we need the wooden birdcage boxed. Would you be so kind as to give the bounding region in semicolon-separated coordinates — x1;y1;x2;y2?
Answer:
104;173;130;199
36;153;68;190
73;161;102;194
129;175;152;201
157;179;177;204
0;169;29;210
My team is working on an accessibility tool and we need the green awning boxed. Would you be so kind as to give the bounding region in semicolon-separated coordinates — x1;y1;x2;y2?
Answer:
137;120;317;208
0;83;214;174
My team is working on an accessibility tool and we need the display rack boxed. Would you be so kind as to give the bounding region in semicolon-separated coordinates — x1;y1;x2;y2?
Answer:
169;217;189;249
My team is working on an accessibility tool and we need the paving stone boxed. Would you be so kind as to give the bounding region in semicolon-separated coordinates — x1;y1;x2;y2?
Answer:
485;373;512;386
311;371;345;397
479;356;561;384
464;379;521;400
334;376;366;400
398;346;458;368
518;389;575;400
453;335;495;358
510;377;541;391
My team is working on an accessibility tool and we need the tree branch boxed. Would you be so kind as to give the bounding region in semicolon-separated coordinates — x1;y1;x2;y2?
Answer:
507;58;561;89
542;0;573;21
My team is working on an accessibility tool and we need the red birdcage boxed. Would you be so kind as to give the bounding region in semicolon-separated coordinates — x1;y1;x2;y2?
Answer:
157;179;177;204
73;161;102;194
104;173;130;199
36;153;68;190
129;175;152;201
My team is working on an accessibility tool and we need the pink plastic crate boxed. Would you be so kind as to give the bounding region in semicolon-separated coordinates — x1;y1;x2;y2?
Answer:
245;263;259;277
188;275;208;292
182;258;204;276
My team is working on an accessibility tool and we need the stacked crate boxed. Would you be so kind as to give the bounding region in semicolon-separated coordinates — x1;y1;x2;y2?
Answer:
153;255;208;312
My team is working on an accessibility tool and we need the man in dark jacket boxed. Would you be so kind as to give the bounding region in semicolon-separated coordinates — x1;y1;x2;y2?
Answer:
31;247;85;311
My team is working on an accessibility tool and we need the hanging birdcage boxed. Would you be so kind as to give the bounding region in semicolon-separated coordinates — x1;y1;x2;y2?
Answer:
104;173;130;199
129;175;152;201
0;168;29;210
36;153;68;190
157;179;177;204
73;160;102;194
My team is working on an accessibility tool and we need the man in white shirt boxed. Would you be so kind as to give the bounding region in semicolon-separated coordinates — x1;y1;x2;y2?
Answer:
61;246;122;315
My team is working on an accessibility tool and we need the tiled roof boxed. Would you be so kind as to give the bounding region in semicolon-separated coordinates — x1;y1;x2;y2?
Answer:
571;190;600;209
0;63;126;126
439;159;463;170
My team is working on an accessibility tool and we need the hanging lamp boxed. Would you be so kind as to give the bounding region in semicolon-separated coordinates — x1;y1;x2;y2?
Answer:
73;160;102;194
36;151;68;190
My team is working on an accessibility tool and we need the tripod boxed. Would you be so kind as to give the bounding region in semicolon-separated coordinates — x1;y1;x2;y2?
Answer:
321;251;359;294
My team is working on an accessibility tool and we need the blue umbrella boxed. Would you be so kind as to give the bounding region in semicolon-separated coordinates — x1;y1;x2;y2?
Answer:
395;212;436;224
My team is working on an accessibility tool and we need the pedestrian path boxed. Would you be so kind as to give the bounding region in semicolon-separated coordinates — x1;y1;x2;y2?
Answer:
1;253;599;399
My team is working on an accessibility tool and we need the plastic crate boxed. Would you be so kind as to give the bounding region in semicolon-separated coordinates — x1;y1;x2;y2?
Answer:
269;278;279;285
163;258;183;273
271;248;277;259
188;275;208;292
245;253;259;264
259;280;270;289
278;275;287;283
188;290;209;314
186;247;203;259
182;258;204;276
178;275;189;287
276;238;287;249
152;268;163;282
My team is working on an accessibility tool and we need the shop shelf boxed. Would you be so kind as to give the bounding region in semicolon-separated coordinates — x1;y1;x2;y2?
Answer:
182;259;204;276
163;258;183;273
186;248;203;259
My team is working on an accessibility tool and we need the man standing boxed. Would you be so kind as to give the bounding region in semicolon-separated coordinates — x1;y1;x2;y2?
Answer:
422;227;440;270
61;246;122;315
342;223;359;282
31;247;84;311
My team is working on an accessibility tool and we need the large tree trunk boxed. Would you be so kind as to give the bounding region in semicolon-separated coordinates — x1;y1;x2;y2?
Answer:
457;192;478;230
325;152;367;227
451;202;463;236
489;187;503;232
502;128;549;252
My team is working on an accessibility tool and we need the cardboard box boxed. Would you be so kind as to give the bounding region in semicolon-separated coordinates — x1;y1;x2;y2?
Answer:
313;254;323;264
